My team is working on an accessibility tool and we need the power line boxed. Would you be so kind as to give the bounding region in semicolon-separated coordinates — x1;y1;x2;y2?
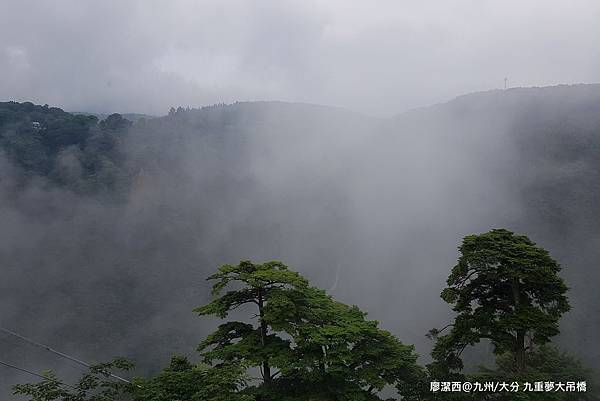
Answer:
0;327;131;384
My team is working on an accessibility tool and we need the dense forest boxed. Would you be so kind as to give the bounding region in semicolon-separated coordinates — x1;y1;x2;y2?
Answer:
1;84;600;400
0;101;130;192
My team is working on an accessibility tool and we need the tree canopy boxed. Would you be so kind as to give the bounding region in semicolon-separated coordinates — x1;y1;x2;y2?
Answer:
429;229;570;376
195;260;423;400
0;101;129;193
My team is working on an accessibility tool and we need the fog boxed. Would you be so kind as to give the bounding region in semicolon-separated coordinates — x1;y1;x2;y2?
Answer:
2;87;598;397
1;1;600;399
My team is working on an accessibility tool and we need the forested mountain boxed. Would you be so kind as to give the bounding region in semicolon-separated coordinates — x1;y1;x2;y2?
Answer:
1;84;600;398
0;101;129;192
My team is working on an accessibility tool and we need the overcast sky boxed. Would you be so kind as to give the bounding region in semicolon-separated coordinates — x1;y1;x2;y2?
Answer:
1;0;599;116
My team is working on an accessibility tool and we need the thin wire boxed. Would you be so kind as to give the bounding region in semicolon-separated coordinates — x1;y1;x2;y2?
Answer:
0;327;131;384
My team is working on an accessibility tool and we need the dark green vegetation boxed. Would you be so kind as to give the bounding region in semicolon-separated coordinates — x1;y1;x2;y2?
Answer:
13;359;133;401
2;84;600;399
426;230;597;400
0;101;130;193
429;229;570;375
12;241;597;400
194;261;421;400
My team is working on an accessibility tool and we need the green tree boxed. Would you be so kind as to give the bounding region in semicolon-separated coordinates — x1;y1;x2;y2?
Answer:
196;260;423;400
13;358;133;401
195;260;309;387
429;229;570;376
13;356;253;401
130;356;251;401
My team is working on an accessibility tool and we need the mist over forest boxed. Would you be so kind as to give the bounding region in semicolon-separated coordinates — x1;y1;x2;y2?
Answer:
1;84;600;398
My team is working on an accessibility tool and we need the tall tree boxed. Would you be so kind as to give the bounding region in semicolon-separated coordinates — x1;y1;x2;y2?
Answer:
429;229;570;375
195;260;423;400
195;260;308;386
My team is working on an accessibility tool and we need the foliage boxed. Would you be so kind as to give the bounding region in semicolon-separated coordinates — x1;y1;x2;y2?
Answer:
428;229;570;376
195;260;423;400
0;101;129;193
13;358;133;401
130;355;251;401
195;260;309;388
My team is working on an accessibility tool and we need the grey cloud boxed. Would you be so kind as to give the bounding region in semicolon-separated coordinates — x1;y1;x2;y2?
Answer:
1;1;599;115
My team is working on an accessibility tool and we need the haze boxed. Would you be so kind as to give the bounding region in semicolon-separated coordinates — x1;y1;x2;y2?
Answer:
1;2;600;399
